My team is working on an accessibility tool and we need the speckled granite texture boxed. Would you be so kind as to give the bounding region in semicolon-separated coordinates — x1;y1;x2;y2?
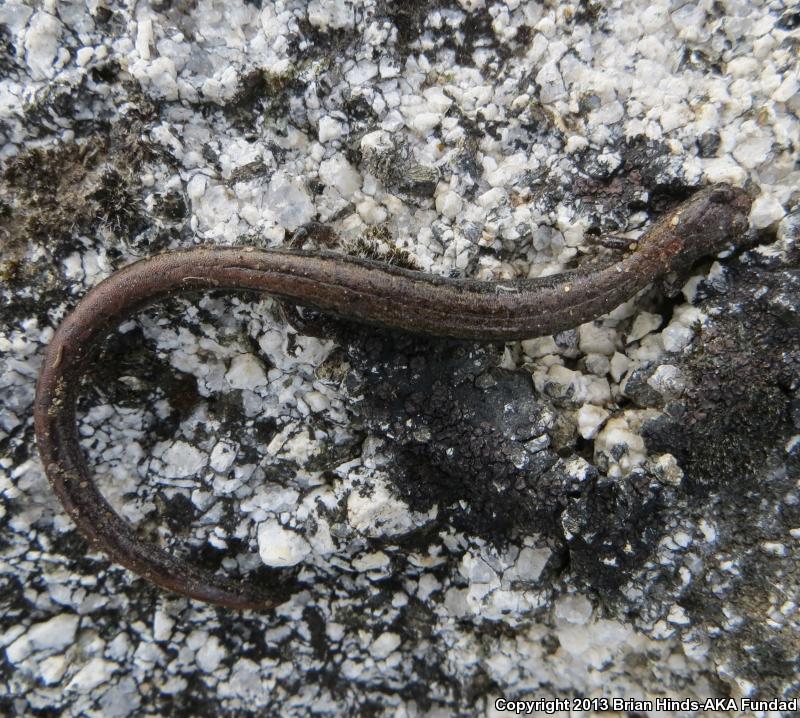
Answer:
1;1;799;716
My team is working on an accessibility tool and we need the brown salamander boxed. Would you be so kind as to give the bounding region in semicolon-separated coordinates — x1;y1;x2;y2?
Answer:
33;183;752;608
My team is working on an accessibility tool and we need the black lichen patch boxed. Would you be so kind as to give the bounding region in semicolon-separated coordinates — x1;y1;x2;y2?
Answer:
152;189;188;222
562;469;675;593
81;321;203;449
679;473;800;696
377;0;546;68
344;226;422;270
288;221;341;250
642;259;799;495
293;11;362;66
222;67;302;131
358;134;440;203
379;2;430;52
566;137;689;226
156;492;198;535
618;248;800;697
0;23;20;76
572;0;605;24
337;325;671;594
0;123;158;274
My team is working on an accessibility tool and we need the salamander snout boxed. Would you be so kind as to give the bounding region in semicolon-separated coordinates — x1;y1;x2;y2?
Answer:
678;183;753;258
708;184;753;234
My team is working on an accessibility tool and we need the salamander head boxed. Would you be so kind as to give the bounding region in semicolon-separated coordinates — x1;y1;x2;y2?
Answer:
669;183;753;261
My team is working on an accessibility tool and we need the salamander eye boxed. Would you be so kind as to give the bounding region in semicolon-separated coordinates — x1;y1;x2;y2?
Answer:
732;213;749;233
709;186;733;204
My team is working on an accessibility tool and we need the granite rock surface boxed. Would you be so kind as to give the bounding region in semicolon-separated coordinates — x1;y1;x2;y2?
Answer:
1;1;798;716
